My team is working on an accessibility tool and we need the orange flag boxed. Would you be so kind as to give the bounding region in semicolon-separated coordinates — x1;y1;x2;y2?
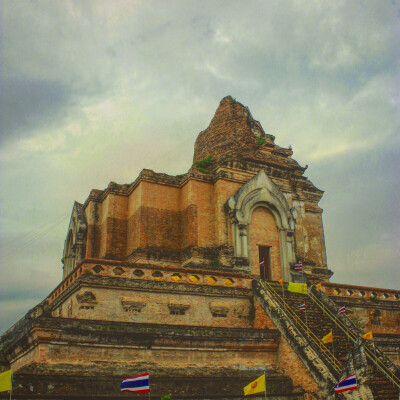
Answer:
363;331;373;340
322;330;333;344
279;279;283;286
316;282;322;291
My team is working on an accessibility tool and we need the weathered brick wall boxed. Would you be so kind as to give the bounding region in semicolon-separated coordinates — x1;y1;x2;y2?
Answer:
41;344;277;369
84;201;101;258
346;305;400;335
277;336;319;394
191;181;215;248
7;317;281;391
193;96;267;168
180;204;198;249
300;211;326;267
138;206;182;249
127;181;181;255
126;182;143;252
59;285;253;329
214;179;243;246
322;283;400;334
140;181;181;209
11;344;41;372
253;298;276;329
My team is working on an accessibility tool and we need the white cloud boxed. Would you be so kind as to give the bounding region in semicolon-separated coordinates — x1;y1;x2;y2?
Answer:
18;132;67;153
214;29;230;44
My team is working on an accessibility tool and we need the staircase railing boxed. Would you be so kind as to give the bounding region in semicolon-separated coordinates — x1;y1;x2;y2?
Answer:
308;286;400;389
258;279;342;373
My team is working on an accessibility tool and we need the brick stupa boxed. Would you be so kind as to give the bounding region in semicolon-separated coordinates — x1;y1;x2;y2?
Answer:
1;97;399;399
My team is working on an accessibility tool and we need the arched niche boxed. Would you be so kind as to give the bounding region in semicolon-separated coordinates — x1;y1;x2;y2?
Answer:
63;230;75;276
225;169;296;281
62;202;87;279
248;205;281;279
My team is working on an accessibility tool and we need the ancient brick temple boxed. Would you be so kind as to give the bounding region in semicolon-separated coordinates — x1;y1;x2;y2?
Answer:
1;97;399;399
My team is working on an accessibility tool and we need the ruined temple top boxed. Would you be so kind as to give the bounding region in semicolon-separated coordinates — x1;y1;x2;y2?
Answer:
193;96;303;171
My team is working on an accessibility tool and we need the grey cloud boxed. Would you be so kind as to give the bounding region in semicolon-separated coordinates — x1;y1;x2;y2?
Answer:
0;78;72;141
0;299;42;335
311;140;400;289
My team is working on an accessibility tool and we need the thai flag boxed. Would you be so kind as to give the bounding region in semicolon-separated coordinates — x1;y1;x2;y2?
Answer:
334;374;358;393
121;373;150;393
338;305;346;314
259;260;265;266
294;262;303;271
298;303;306;311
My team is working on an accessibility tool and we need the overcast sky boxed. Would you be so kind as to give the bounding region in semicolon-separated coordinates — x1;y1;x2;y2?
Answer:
0;0;399;334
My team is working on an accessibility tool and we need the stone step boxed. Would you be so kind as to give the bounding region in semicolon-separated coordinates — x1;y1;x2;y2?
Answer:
262;280;399;398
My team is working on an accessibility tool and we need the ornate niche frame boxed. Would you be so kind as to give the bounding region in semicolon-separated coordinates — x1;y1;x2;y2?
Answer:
62;202;87;279
76;291;97;310
121;297;146;317
225;169;296;281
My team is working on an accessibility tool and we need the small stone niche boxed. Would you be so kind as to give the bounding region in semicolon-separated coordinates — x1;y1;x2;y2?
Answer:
168;300;190;316
121;297;146;314
210;301;229;318
76;291;97;310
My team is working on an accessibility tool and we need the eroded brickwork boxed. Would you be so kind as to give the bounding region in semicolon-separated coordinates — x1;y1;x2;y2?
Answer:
79;96;329;276
277;336;319;394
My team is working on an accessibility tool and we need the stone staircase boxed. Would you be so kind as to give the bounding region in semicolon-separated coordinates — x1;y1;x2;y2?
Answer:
371;370;400;400
253;279;400;400
308;285;400;400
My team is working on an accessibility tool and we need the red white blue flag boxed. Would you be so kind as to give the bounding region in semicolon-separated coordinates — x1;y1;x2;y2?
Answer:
259;260;265;267
334;374;358;393
298;303;306;311
121;373;150;393
338;305;346;314
294;262;303;271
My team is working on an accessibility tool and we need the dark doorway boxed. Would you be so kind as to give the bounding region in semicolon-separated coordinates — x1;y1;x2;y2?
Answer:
259;246;271;280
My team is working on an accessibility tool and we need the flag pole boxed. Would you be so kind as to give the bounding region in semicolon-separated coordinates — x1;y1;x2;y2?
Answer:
373;340;377;366
305;305;309;337
264;370;267;400
302;230;306;282
331;335;335;359
9;371;12;400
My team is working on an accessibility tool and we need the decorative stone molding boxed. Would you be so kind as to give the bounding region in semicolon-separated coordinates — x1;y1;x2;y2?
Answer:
76;291;97;310
62;202;87;279
225;169;296;280
76;291;97;304
168;300;190;315
209;301;229;317
121;297;146;313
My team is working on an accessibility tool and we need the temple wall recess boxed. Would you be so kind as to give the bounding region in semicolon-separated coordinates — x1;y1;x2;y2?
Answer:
225;170;296;281
62;202;87;279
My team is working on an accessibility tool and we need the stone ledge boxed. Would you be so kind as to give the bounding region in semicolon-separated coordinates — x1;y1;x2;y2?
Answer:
50;274;253;310
3;366;299;399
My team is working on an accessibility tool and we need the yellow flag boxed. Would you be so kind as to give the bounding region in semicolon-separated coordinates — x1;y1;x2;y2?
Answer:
322;331;333;344
363;331;373;340
243;374;266;396
0;369;12;392
278;279;283;286
287;282;307;294
316;283;322;291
